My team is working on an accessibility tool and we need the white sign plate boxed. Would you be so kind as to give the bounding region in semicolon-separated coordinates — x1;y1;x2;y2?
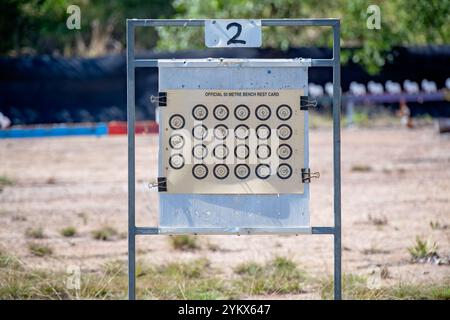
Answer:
205;19;262;48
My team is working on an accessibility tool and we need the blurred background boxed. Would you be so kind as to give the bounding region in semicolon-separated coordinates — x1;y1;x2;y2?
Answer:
0;0;449;300
0;0;449;128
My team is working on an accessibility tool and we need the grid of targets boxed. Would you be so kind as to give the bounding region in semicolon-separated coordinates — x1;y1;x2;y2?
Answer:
166;101;297;183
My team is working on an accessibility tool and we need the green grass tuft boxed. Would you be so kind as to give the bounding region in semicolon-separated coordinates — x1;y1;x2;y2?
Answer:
92;226;118;241
408;237;438;261
320;274;450;300
234;257;306;295
0;175;14;187
60;226;77;237
170;235;199;251
25;227;45;239
27;243;53;257
0;250;23;270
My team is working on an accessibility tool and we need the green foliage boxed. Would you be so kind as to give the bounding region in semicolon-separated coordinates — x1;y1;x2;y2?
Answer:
234;256;306;295
0;175;14;187
156;0;337;51
408;237;438;261
156;0;450;73
1;0;449;72
170;235;199;251
25;227;45;239
0;252;449;299
92;226;118;241
1;0;449;73
320;274;450;300
0;0;173;56
0;249;24;270
138;258;235;299
27;243;53;257
60;226;77;237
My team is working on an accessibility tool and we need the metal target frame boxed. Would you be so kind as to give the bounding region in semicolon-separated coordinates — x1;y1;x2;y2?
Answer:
126;18;342;300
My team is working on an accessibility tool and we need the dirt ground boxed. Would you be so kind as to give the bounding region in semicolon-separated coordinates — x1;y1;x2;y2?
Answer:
1;125;449;298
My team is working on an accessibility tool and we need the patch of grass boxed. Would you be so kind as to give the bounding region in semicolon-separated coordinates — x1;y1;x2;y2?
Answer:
0;255;234;300
140;259;235;299
25;227;45;239
320;274;382;300
170;235;199;251
103;260;126;276
0;269;69;299
60;226;77;237
408;237;438;262
320;274;450;300
430;220;449;230
0;175;14;187
391;284;450;300
1;255;448;300
92;226;118;241
234;257;306;295
0;250;23;270
27;243;53;257
351;164;372;172
368;214;388;226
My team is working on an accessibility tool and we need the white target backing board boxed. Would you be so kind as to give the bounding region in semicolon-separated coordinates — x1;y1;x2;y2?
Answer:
156;58;311;231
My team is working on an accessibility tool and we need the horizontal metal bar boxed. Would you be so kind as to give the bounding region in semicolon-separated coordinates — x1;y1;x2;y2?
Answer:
135;58;330;68
135;227;159;235
311;227;335;234
129;19;204;27
311;59;334;67
262;19;339;27
158;58;312;67
128;19;339;28
135;59;158;67
135;227;312;235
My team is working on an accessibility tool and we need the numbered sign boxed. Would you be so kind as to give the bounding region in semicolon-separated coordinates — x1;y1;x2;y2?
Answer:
205;19;262;48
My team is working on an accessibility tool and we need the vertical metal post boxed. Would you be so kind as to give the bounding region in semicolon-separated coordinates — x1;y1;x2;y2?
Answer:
126;20;136;300
332;21;342;300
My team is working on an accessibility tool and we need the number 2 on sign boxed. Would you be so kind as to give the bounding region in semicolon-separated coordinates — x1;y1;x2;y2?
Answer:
205;19;262;48
226;22;246;45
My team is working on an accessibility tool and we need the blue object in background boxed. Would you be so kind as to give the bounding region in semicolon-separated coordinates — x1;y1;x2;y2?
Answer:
0;123;108;139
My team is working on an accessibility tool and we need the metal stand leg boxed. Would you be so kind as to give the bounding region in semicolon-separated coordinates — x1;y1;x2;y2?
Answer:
332;21;342;300
127;20;136;300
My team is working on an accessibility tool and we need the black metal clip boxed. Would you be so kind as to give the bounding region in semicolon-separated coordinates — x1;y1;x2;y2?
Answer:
301;168;320;183
150;92;167;107
148;177;167;192
300;96;317;110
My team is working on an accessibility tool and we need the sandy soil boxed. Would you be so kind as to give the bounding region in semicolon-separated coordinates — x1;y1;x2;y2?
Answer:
1;126;449;298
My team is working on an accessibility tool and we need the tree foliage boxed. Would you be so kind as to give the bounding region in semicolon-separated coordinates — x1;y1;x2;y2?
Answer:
0;0;173;56
156;0;449;74
0;0;448;73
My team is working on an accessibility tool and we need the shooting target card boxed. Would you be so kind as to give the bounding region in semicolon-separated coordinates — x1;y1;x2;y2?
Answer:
160;89;305;194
